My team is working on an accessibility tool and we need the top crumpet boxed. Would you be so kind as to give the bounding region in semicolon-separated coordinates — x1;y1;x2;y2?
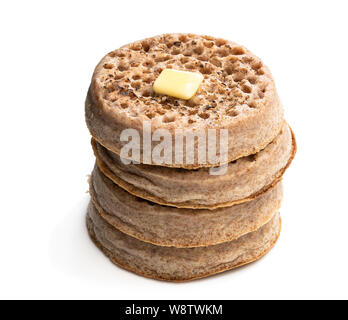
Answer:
85;33;283;169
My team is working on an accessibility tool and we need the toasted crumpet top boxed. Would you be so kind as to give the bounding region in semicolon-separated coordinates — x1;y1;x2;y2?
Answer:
95;34;275;126
86;34;283;168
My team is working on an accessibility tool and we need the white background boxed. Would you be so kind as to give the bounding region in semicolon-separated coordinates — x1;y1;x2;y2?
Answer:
1;0;347;300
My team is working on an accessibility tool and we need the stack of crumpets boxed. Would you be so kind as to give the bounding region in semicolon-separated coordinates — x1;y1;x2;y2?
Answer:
85;34;296;281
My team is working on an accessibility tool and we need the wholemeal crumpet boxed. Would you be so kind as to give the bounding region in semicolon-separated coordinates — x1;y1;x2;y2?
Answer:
89;165;283;247
87;202;281;282
85;33;284;168
92;122;296;209
85;34;296;281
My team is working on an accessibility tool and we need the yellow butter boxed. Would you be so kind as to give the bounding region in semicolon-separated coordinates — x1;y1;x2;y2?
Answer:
153;69;204;100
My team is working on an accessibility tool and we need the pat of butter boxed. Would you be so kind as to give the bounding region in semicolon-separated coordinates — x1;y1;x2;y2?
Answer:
153;69;204;100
